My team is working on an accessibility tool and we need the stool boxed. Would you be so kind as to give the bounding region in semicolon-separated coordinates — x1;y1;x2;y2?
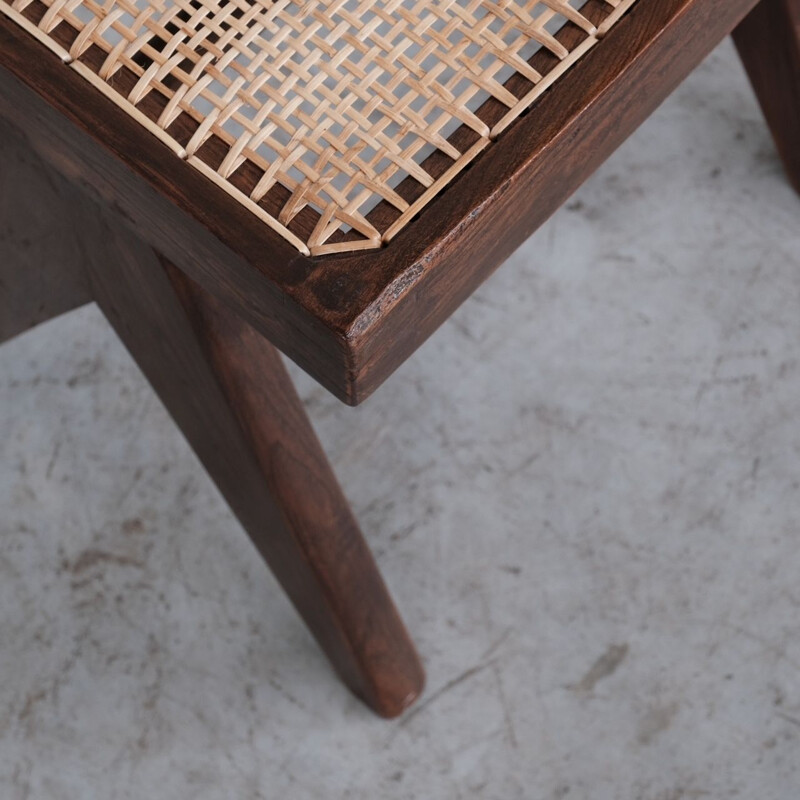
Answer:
1;0;797;717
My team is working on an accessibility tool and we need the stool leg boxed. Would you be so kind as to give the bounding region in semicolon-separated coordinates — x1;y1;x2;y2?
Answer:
733;0;800;193
86;228;424;718
0;120;92;344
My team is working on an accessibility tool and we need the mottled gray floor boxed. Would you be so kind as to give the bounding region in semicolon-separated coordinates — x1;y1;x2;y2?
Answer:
2;39;800;800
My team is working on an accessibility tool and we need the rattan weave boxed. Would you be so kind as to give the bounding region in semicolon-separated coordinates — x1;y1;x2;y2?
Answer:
2;0;638;255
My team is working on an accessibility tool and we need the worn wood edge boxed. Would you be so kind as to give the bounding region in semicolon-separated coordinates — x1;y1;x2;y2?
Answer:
336;0;764;403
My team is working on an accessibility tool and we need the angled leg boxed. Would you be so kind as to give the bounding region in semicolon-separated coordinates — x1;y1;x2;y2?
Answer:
733;0;800;193
0;119;92;344
84;220;424;717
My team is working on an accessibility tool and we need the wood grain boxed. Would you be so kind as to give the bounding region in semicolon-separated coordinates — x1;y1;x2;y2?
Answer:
86;228;424;718
733;0;800;193
326;0;763;401
0;120;423;717
0;119;92;343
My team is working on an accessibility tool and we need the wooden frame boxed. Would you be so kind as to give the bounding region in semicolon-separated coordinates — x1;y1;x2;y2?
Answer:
1;0;798;716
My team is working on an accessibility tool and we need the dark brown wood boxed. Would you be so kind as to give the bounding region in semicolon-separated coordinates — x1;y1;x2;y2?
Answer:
328;0;764;400
0;119;91;344
0;0;762;404
84;229;424;718
0;120;423;717
0;32;351;396
733;0;800;193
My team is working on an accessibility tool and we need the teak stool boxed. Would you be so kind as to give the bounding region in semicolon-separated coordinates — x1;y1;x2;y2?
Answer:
0;0;797;717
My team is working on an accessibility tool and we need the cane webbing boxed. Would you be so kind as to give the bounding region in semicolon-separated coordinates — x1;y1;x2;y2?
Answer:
2;0;638;255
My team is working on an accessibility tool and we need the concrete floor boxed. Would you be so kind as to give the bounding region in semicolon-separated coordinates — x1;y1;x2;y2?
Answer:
2;39;800;800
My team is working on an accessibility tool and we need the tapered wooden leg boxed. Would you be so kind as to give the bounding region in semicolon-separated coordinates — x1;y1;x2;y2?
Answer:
1;114;422;716
84;222;424;717
0;120;92;343
733;0;800;193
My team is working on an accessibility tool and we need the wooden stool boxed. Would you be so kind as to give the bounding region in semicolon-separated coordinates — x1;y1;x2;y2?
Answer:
1;0;797;717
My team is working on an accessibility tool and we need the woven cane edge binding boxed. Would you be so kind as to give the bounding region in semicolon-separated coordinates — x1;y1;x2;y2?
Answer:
0;0;639;257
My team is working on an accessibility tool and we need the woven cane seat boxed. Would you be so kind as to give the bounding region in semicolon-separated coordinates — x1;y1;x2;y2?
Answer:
2;0;637;255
